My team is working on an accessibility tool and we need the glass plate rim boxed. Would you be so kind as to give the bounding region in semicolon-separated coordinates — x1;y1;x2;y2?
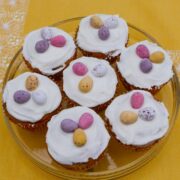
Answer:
2;16;180;178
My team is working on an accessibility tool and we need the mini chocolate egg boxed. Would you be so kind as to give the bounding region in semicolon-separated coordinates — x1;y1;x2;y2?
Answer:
98;26;110;40
13;90;31;104
79;113;94;129
79;76;93;93
72;62;88;76
150;51;165;63
139;58;153;73
104;16;119;29
136;44;150;58
90;15;103;29
32;90;47;105
35;40;49;53
73;128;87;147
91;63;108;77
130;92;144;109
25;75;39;91
50;35;66;47
41;27;53;40
138;107;156;121
61;119;78;133
120;111;138;125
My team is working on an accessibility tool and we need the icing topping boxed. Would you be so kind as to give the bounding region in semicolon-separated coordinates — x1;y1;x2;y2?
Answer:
77;14;128;55
63;56;118;107
46;106;110;165
105;90;169;146
117;40;173;89
3;72;62;123
22;27;76;75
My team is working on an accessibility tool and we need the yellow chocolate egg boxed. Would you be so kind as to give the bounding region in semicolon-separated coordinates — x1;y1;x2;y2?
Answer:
79;76;93;93
73;128;87;147
120;111;138;125
149;51;165;63
25;75;39;91
90;15;104;29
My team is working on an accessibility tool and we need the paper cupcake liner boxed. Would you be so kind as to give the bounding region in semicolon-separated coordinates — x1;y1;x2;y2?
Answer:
3;101;62;131
75;27;129;63
48;148;107;171
105;117;159;151
23;49;77;79
115;64;168;94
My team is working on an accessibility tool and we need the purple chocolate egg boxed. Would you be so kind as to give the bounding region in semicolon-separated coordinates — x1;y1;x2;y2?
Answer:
35;40;49;53
98;26;110;40
13;90;31;104
61;119;78;133
139;58;153;73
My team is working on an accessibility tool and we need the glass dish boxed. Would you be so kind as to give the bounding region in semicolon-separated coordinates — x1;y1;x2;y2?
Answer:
2;17;180;179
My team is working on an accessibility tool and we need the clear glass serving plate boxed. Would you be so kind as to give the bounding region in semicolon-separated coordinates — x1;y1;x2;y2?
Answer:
2;17;180;179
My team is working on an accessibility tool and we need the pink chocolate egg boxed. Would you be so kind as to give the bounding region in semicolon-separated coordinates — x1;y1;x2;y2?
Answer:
136;44;150;58
50;35;66;47
130;92;144;109
78;113;94;129
72;62;88;76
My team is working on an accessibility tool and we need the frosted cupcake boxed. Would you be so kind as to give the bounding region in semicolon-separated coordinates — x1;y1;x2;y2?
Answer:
117;40;173;93
63;56;118;111
46;106;110;170
23;27;76;76
105;90;169;149
3;72;62;130
76;14;128;62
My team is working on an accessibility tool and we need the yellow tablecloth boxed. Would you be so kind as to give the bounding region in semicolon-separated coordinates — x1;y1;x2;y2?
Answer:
0;0;180;179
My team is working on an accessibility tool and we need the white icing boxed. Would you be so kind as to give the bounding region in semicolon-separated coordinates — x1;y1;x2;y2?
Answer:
46;106;110;165
3;72;62;123
105;90;169;146
117;40;173;89
77;14;128;55
22;27;76;75
63;56;118;107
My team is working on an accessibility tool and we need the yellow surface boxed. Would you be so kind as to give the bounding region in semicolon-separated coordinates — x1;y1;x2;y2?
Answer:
0;0;180;179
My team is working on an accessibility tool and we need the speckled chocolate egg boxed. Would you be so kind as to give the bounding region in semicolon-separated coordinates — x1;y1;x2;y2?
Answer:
41;27;53;40
91;63;107;77
138;107;156;121
32;90;47;105
104;16;119;29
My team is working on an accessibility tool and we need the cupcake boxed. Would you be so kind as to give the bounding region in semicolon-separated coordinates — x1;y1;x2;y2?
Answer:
105;90;169;149
22;27;76;77
46;106;110;170
76;14;128;62
63;56;118;111
117;40;173;93
3;72;62;130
